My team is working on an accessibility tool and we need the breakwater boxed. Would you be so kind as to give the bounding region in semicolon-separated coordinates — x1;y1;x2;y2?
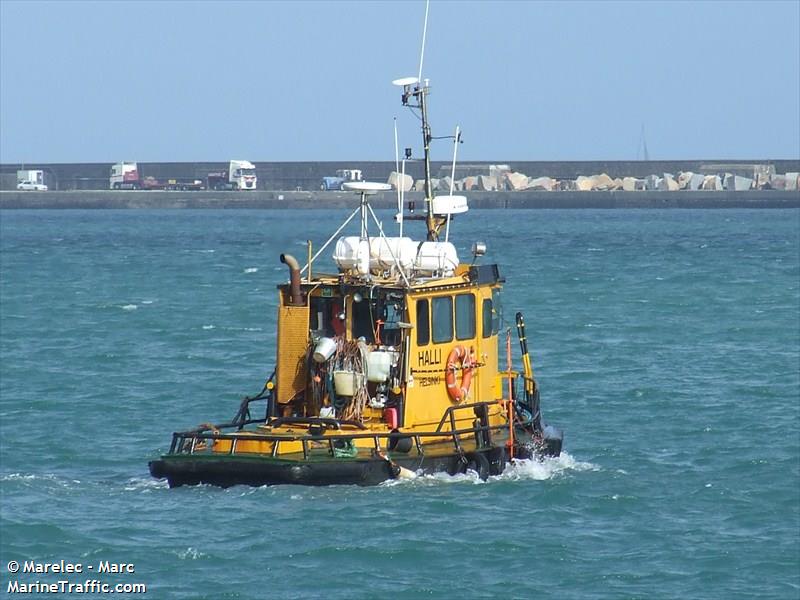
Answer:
2;159;799;192
1;189;798;209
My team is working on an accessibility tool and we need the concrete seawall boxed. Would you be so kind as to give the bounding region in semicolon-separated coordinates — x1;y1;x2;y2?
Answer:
1;189;798;209
2;159;799;192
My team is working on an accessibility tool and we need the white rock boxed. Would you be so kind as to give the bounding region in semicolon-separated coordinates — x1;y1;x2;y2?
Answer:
677;171;694;189
622;177;638;192
590;173;614;190
388;171;413;192
702;175;722;190
477;175;499;191
575;176;593;191
504;172;528;191
659;173;680;191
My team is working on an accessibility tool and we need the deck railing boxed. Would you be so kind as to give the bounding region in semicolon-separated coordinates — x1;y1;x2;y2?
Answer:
167;400;533;460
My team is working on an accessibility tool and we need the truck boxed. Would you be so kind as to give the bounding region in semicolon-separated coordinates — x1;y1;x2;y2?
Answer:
16;169;47;191
206;160;258;191
321;169;363;191
109;162;206;191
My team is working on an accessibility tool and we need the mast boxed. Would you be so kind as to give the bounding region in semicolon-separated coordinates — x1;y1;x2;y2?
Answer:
419;80;437;241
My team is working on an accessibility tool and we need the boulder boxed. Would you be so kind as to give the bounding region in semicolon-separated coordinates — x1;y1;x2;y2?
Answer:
701;175;722;190
689;173;705;191
462;176;478;191
438;176;453;192
677;171;694;189
388;171;413;192
477;175;499;191
723;173;753;191
504;171;528;191
575;176;593;191
622;177;638;192
590;173;614;190
659;173;680;191
785;173;799;191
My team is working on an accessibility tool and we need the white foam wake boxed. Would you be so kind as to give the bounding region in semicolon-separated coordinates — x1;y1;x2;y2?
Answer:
382;452;598;487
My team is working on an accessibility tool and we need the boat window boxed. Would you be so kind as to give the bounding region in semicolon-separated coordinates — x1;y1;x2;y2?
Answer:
416;299;429;346
455;293;475;340
431;296;453;344
482;298;493;338
491;288;502;334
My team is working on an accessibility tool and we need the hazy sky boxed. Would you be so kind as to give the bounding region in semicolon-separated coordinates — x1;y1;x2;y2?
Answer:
1;0;798;163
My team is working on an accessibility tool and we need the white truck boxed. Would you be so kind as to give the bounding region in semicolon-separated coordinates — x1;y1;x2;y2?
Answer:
17;169;47;191
206;160;258;191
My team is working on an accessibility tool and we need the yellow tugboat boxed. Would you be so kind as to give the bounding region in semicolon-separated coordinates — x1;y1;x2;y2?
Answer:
149;55;563;489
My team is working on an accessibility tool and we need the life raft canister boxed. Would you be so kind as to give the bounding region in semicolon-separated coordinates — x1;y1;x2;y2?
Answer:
445;345;475;403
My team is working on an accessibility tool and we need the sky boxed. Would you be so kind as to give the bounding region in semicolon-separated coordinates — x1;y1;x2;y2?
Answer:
1;0;798;164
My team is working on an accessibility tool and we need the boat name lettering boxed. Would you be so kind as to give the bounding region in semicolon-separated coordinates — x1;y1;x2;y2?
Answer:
417;348;442;366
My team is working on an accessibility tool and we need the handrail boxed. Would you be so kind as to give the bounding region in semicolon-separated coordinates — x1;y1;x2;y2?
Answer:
434;401;494;433
266;417;367;430
169;418;512;458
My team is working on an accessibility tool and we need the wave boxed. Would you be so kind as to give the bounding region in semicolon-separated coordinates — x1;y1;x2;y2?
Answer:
174;547;207;560
382;452;598;488
1;473;168;493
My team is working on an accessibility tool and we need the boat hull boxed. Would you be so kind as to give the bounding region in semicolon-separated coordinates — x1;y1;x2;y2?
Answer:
149;429;562;488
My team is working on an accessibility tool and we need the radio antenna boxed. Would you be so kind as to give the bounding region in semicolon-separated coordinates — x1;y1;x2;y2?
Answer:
394;117;403;238
418;0;429;82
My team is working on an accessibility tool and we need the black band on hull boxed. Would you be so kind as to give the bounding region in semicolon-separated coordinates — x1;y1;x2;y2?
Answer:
149;431;563;488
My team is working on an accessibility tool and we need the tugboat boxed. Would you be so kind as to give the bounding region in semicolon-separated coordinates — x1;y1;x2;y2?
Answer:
149;51;563;490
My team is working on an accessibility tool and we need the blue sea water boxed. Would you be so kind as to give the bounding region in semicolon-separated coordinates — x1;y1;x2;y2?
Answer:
1;208;798;599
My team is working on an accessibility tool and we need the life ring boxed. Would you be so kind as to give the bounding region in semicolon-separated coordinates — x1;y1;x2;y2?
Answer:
445;345;474;403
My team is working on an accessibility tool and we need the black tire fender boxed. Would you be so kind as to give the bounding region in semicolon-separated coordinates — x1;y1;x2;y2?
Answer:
488;447;507;476
462;452;490;481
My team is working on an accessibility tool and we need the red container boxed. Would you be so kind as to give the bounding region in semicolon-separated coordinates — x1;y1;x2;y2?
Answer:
384;407;398;430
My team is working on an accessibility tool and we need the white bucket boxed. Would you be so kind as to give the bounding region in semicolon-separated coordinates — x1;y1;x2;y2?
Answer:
313;337;337;363
333;370;365;396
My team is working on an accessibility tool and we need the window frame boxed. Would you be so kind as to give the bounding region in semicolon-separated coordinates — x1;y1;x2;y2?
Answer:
482;298;493;338
416;299;430;346
431;296;454;344
455;293;476;341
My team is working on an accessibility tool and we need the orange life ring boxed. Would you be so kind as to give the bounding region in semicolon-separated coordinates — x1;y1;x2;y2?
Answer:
445;345;474;403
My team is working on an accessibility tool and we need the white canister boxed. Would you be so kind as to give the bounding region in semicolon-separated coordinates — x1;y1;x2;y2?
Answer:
333;370;365;396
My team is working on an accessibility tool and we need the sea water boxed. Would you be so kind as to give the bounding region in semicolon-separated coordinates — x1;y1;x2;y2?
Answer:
1;208;798;599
